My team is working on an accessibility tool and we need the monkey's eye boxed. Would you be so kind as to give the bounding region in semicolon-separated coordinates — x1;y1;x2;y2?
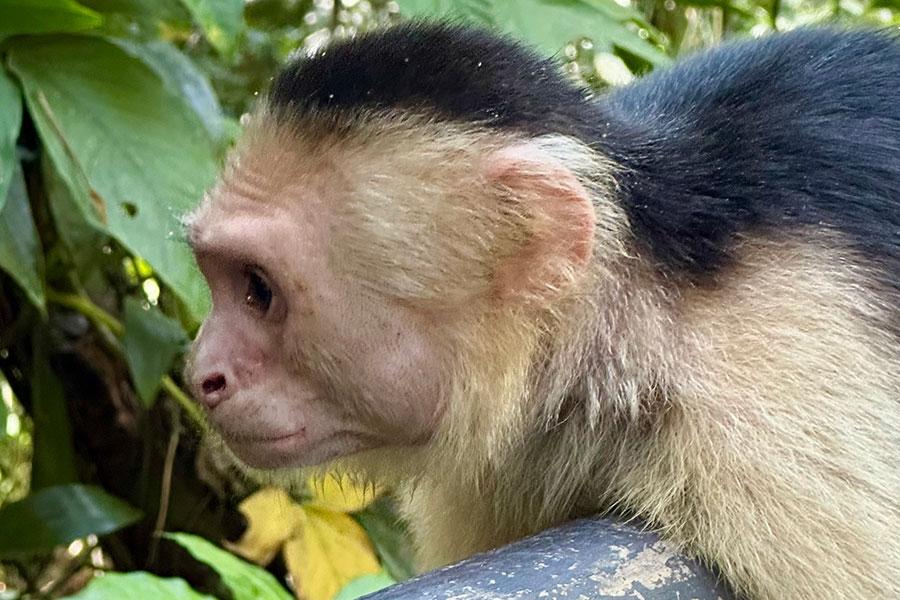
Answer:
244;267;273;315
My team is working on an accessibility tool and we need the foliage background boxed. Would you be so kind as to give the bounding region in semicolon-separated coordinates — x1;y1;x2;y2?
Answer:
0;0;897;598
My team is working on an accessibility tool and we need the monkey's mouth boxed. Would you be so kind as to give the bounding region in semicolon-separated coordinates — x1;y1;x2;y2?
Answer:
219;427;367;469
218;427;307;468
220;428;305;444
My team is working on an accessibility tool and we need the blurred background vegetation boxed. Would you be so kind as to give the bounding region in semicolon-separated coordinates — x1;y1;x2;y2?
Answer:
0;0;897;598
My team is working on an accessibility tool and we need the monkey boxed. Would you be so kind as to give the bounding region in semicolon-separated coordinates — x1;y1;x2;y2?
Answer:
185;23;900;599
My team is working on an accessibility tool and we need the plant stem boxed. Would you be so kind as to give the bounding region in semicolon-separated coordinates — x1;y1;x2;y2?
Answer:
46;290;204;428
332;0;341;29
46;290;123;336
162;375;205;427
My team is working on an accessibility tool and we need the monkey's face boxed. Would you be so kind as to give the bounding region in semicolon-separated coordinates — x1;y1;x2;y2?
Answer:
185;145;446;470
185;116;599;472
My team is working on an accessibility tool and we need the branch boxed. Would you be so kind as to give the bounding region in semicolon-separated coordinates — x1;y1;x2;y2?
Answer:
770;0;781;29
46;290;204;427
148;416;182;566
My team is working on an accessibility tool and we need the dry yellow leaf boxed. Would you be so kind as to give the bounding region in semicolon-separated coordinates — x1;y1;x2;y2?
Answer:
285;507;381;600
226;488;306;565
224;476;384;600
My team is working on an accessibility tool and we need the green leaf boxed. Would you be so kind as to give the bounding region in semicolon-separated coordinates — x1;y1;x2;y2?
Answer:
0;163;45;309
42;157;108;276
0;0;103;36
0;71;22;211
355;497;416;582
167;532;293;600
178;0;245;56
334;571;397;600
30;337;78;488
80;0;193;39
111;39;226;144
8;35;215;322
123;297;188;407
397;0;668;67
63;572;215;600
679;0;753;17
494;0;670;65
0;484;142;558
0;383;9;432
81;0;189;19
397;0;493;24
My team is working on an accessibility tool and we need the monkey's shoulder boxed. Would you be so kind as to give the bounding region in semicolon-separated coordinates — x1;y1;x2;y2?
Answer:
606;28;900;127
599;28;900;279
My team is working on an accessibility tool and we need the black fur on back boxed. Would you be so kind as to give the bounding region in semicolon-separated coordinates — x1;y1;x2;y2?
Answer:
269;23;900;282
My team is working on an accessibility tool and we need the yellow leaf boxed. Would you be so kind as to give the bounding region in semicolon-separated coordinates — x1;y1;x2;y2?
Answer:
226;488;307;565
306;473;381;513
286;506;381;600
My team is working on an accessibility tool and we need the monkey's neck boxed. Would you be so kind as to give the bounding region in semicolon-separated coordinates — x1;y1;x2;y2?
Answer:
421;257;680;515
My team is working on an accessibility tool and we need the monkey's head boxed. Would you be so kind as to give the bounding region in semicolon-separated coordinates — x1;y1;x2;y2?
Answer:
186;24;620;475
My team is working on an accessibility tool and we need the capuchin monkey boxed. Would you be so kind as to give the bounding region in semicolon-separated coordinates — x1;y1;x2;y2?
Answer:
185;23;900;599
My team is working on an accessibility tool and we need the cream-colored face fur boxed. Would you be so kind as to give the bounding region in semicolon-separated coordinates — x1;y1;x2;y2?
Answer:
185;111;601;472
186;122;447;469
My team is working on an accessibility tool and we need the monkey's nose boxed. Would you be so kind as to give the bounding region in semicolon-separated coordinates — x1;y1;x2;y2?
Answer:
199;372;229;409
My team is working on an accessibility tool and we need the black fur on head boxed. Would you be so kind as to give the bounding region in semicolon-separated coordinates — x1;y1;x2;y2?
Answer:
267;22;600;139
268;23;900;288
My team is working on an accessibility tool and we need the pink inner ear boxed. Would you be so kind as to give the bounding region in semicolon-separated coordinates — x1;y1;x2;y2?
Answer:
484;143;596;301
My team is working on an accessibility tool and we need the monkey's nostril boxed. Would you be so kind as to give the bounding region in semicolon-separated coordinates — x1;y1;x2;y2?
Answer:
202;373;227;396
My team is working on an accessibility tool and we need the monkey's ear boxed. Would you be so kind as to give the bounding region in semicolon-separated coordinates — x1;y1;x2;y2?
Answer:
484;143;596;304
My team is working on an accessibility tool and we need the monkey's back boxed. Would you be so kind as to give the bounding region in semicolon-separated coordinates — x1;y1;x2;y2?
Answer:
587;29;900;599
600;28;900;284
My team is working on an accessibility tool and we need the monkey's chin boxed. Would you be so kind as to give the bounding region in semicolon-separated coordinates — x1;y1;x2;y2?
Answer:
223;430;370;470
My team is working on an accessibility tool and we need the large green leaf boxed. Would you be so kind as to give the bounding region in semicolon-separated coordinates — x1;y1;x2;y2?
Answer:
80;0;189;19
123;297;189;407
0;382;9;433
679;0;752;16
167;532;293;600
397;0;668;66
397;0;493;24
111;39;226;144
8;36;215;321
79;0;193;39
178;0;245;56
64;572;215;600
334;571;397;600
494;0;670;65
0;163;45;309
355;497;416;582
0;484;142;558
0;72;22;212
42;157;108;277
30;336;78;489
0;0;103;36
